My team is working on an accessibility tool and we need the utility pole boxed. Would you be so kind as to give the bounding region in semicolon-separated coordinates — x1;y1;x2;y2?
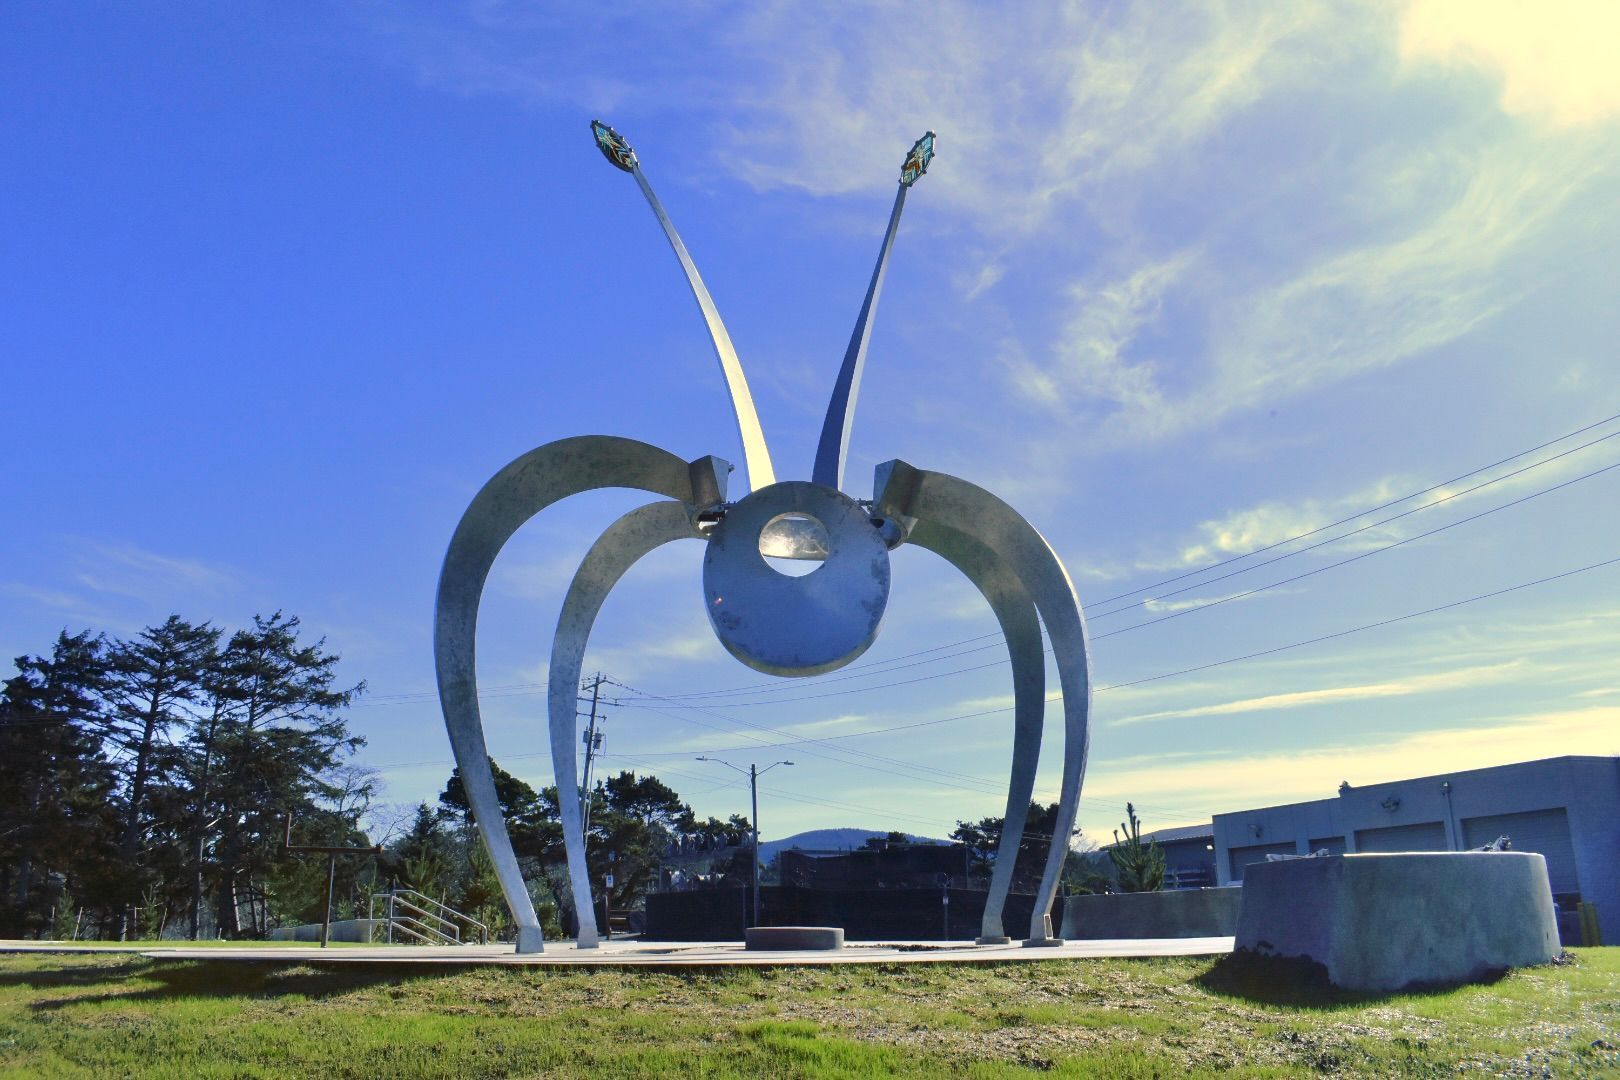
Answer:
697;757;793;928
579;673;607;830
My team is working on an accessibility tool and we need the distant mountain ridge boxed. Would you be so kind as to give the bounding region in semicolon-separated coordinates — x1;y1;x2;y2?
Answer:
759;828;949;866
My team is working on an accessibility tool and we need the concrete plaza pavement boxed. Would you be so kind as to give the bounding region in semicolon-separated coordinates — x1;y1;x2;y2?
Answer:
2;936;1234;968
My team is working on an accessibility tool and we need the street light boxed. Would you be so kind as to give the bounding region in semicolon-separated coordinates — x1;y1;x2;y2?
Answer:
697;757;793;927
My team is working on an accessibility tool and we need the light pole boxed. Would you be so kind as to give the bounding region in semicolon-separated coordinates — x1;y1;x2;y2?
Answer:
697;757;792;927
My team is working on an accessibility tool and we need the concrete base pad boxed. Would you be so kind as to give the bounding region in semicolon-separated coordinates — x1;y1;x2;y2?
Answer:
744;926;843;951
1;937;1233;968
1236;853;1561;992
1022;937;1065;948
975;935;1013;945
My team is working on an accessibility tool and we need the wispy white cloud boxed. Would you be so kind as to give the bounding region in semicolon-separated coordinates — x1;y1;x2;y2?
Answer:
72;539;239;600
355;2;1618;453
1006;252;1192;433
0;582;124;630
1142;428;1618;572
1202;140;1607;421
1399;0;1620;127
1111;659;1527;726
1575;686;1620;699
590;624;726;682
1141;587;1296;615
5;541;246;636
1076;704;1620;834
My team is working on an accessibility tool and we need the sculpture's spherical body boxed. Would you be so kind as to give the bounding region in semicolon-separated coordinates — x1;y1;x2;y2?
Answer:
702;481;890;676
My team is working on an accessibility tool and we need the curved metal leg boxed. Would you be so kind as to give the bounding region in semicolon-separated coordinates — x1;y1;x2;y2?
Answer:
435;436;729;953
548;501;703;947
904;519;1044;943
876;459;1092;945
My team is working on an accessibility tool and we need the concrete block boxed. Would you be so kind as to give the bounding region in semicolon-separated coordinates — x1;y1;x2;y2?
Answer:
1235;853;1560;992
1064;887;1242;939
268;919;381;944
744;926;843;951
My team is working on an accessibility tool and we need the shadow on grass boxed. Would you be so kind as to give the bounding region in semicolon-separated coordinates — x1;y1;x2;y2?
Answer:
11;958;455;1011
1194;950;1508;1008
10;952;775;1013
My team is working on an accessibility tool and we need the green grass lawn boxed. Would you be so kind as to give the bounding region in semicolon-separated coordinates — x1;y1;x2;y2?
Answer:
3;939;375;949
0;948;1615;1078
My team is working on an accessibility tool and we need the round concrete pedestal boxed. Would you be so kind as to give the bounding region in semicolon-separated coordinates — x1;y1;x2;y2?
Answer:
744;926;844;951
1236;852;1560;992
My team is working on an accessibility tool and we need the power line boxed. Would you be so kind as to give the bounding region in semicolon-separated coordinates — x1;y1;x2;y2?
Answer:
362;555;1619;834
616;455;1618;711
606;680;1015;799
342;409;1620;713
609;679;1204;822
652;409;1620;700
1090;456;1620;641
638;428;1620;706
1087;428;1620;619
1083;410;1620;609
613;552;1620;749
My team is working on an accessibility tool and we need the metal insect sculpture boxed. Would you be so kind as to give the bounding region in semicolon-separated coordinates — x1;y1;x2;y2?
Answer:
435;122;1092;953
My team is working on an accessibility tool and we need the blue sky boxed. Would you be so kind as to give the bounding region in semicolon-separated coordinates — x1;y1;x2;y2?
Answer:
4;2;1618;845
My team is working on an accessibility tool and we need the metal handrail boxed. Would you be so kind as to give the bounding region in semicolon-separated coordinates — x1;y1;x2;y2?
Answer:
390;897;461;942
396;887;489;938
370;888;489;946
387;915;457;946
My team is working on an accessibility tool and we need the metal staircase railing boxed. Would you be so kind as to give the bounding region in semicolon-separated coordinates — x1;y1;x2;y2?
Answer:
370;888;490;946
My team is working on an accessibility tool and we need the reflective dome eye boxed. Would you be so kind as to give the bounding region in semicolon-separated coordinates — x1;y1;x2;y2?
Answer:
759;512;829;577
703;482;891;677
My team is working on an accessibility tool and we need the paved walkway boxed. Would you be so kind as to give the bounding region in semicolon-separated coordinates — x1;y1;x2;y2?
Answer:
3;937;1233;968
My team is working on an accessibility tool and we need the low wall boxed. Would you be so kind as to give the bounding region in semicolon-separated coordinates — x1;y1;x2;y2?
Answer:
268;919;380;943
645;887;1067;941
1235;853;1560;992
1062;887;1242;939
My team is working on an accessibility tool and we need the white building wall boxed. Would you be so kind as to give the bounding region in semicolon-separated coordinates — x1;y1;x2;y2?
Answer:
1211;756;1619;943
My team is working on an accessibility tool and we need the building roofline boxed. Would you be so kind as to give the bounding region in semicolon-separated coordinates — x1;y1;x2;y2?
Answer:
1211;754;1618;821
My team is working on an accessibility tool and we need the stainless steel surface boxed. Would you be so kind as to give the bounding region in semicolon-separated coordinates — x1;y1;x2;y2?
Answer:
439;130;1100;953
903;516;1045;942
702;481;891;677
875;460;1092;943
813;182;907;492
548;500;707;947
434;435;719;953
629;163;776;493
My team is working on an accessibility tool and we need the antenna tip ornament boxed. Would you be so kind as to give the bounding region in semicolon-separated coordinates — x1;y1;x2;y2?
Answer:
591;120;638;172
900;131;936;187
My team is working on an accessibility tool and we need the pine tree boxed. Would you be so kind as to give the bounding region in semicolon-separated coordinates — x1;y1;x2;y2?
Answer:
0;633;120;937
1109;803;1166;893
102;616;219;936
182;612;364;938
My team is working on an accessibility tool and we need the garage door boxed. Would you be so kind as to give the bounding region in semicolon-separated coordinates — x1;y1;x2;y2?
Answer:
1354;821;1448;853
1462;808;1578;895
1227;842;1299;881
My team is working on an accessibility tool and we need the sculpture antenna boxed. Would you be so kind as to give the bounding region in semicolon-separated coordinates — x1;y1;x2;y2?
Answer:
591;120;776;492
812;130;935;491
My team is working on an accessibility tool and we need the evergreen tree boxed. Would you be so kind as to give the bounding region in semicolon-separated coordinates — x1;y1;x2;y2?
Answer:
388;803;455;897
590;771;692;909
438;759;560;858
1109;803;1166;893
953;801;1073;892
0;633;120;937
181;612;365;937
102;616;219;935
